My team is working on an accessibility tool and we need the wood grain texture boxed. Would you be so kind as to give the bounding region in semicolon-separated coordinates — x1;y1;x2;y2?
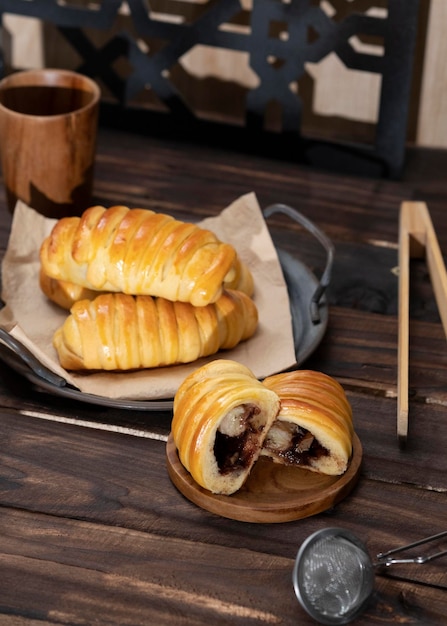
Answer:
397;202;447;443
0;69;99;217
0;126;447;624
0;407;445;546
0;504;446;626
0;411;447;625
166;433;362;523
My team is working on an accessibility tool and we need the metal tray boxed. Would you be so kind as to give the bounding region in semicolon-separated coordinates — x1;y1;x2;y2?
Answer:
0;204;333;411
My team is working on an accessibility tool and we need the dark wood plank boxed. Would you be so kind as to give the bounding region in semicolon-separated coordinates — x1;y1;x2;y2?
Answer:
0;507;298;626
0;500;447;625
2;342;447;492
307;306;447;401
1;306;447;491
1;127;447;625
0;353;172;436
1;409;446;579
92;128;409;243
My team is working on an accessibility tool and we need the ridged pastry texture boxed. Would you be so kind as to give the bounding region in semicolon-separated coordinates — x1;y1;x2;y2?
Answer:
52;291;258;371
261;370;354;475
40;267;254;313
172;359;280;495
40;205;254;306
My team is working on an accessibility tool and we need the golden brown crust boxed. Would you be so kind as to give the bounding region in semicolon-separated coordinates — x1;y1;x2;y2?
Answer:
224;256;254;298
172;359;280;495
40;205;254;306
52;291;258;371
39;267;99;310
261;370;353;475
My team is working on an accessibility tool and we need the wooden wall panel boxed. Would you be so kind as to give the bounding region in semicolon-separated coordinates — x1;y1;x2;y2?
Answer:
3;15;43;69
416;0;447;148
2;1;446;150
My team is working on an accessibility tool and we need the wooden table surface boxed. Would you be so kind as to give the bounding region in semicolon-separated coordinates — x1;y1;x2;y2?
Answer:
1;126;447;625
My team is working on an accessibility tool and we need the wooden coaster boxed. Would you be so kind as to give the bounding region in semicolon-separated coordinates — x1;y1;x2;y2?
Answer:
166;433;362;523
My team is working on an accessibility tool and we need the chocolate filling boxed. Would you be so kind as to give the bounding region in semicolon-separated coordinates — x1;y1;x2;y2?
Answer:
214;404;262;475
269;423;329;465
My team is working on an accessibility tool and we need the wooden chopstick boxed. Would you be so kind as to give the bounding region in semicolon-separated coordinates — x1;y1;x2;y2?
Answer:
397;202;447;446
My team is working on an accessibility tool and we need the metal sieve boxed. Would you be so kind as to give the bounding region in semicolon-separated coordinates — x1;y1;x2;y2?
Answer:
292;527;447;625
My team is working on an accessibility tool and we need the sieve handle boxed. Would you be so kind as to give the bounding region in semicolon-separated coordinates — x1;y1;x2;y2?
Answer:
376;530;447;567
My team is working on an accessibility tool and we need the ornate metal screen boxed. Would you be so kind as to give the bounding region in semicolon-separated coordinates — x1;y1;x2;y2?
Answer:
0;0;421;177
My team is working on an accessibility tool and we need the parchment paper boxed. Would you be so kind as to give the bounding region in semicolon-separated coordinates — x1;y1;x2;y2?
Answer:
0;192;296;400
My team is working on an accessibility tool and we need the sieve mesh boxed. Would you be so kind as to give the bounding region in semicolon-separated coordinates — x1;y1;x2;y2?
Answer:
294;527;447;624
297;534;374;623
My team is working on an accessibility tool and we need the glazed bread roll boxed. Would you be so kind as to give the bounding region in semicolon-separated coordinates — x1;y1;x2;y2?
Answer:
40;205;254;306
39;267;99;310
53;290;258;371
224;256;254;299
261;370;354;475
40;266;254;312
172;359;280;495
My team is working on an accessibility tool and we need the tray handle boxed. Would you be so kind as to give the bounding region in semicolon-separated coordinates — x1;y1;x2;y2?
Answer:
263;203;334;324
0;327;66;387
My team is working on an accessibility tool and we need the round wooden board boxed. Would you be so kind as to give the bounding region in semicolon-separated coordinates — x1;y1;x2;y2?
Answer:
166;433;362;523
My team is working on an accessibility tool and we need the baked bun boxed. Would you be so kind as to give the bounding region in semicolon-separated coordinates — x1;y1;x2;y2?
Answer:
261;370;353;475
39;267;99;310
224;256;254;299
40;205;254;306
53;291;258;371
172;359;280;495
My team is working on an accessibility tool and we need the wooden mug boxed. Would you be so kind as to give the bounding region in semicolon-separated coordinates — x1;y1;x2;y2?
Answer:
0;69;100;218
